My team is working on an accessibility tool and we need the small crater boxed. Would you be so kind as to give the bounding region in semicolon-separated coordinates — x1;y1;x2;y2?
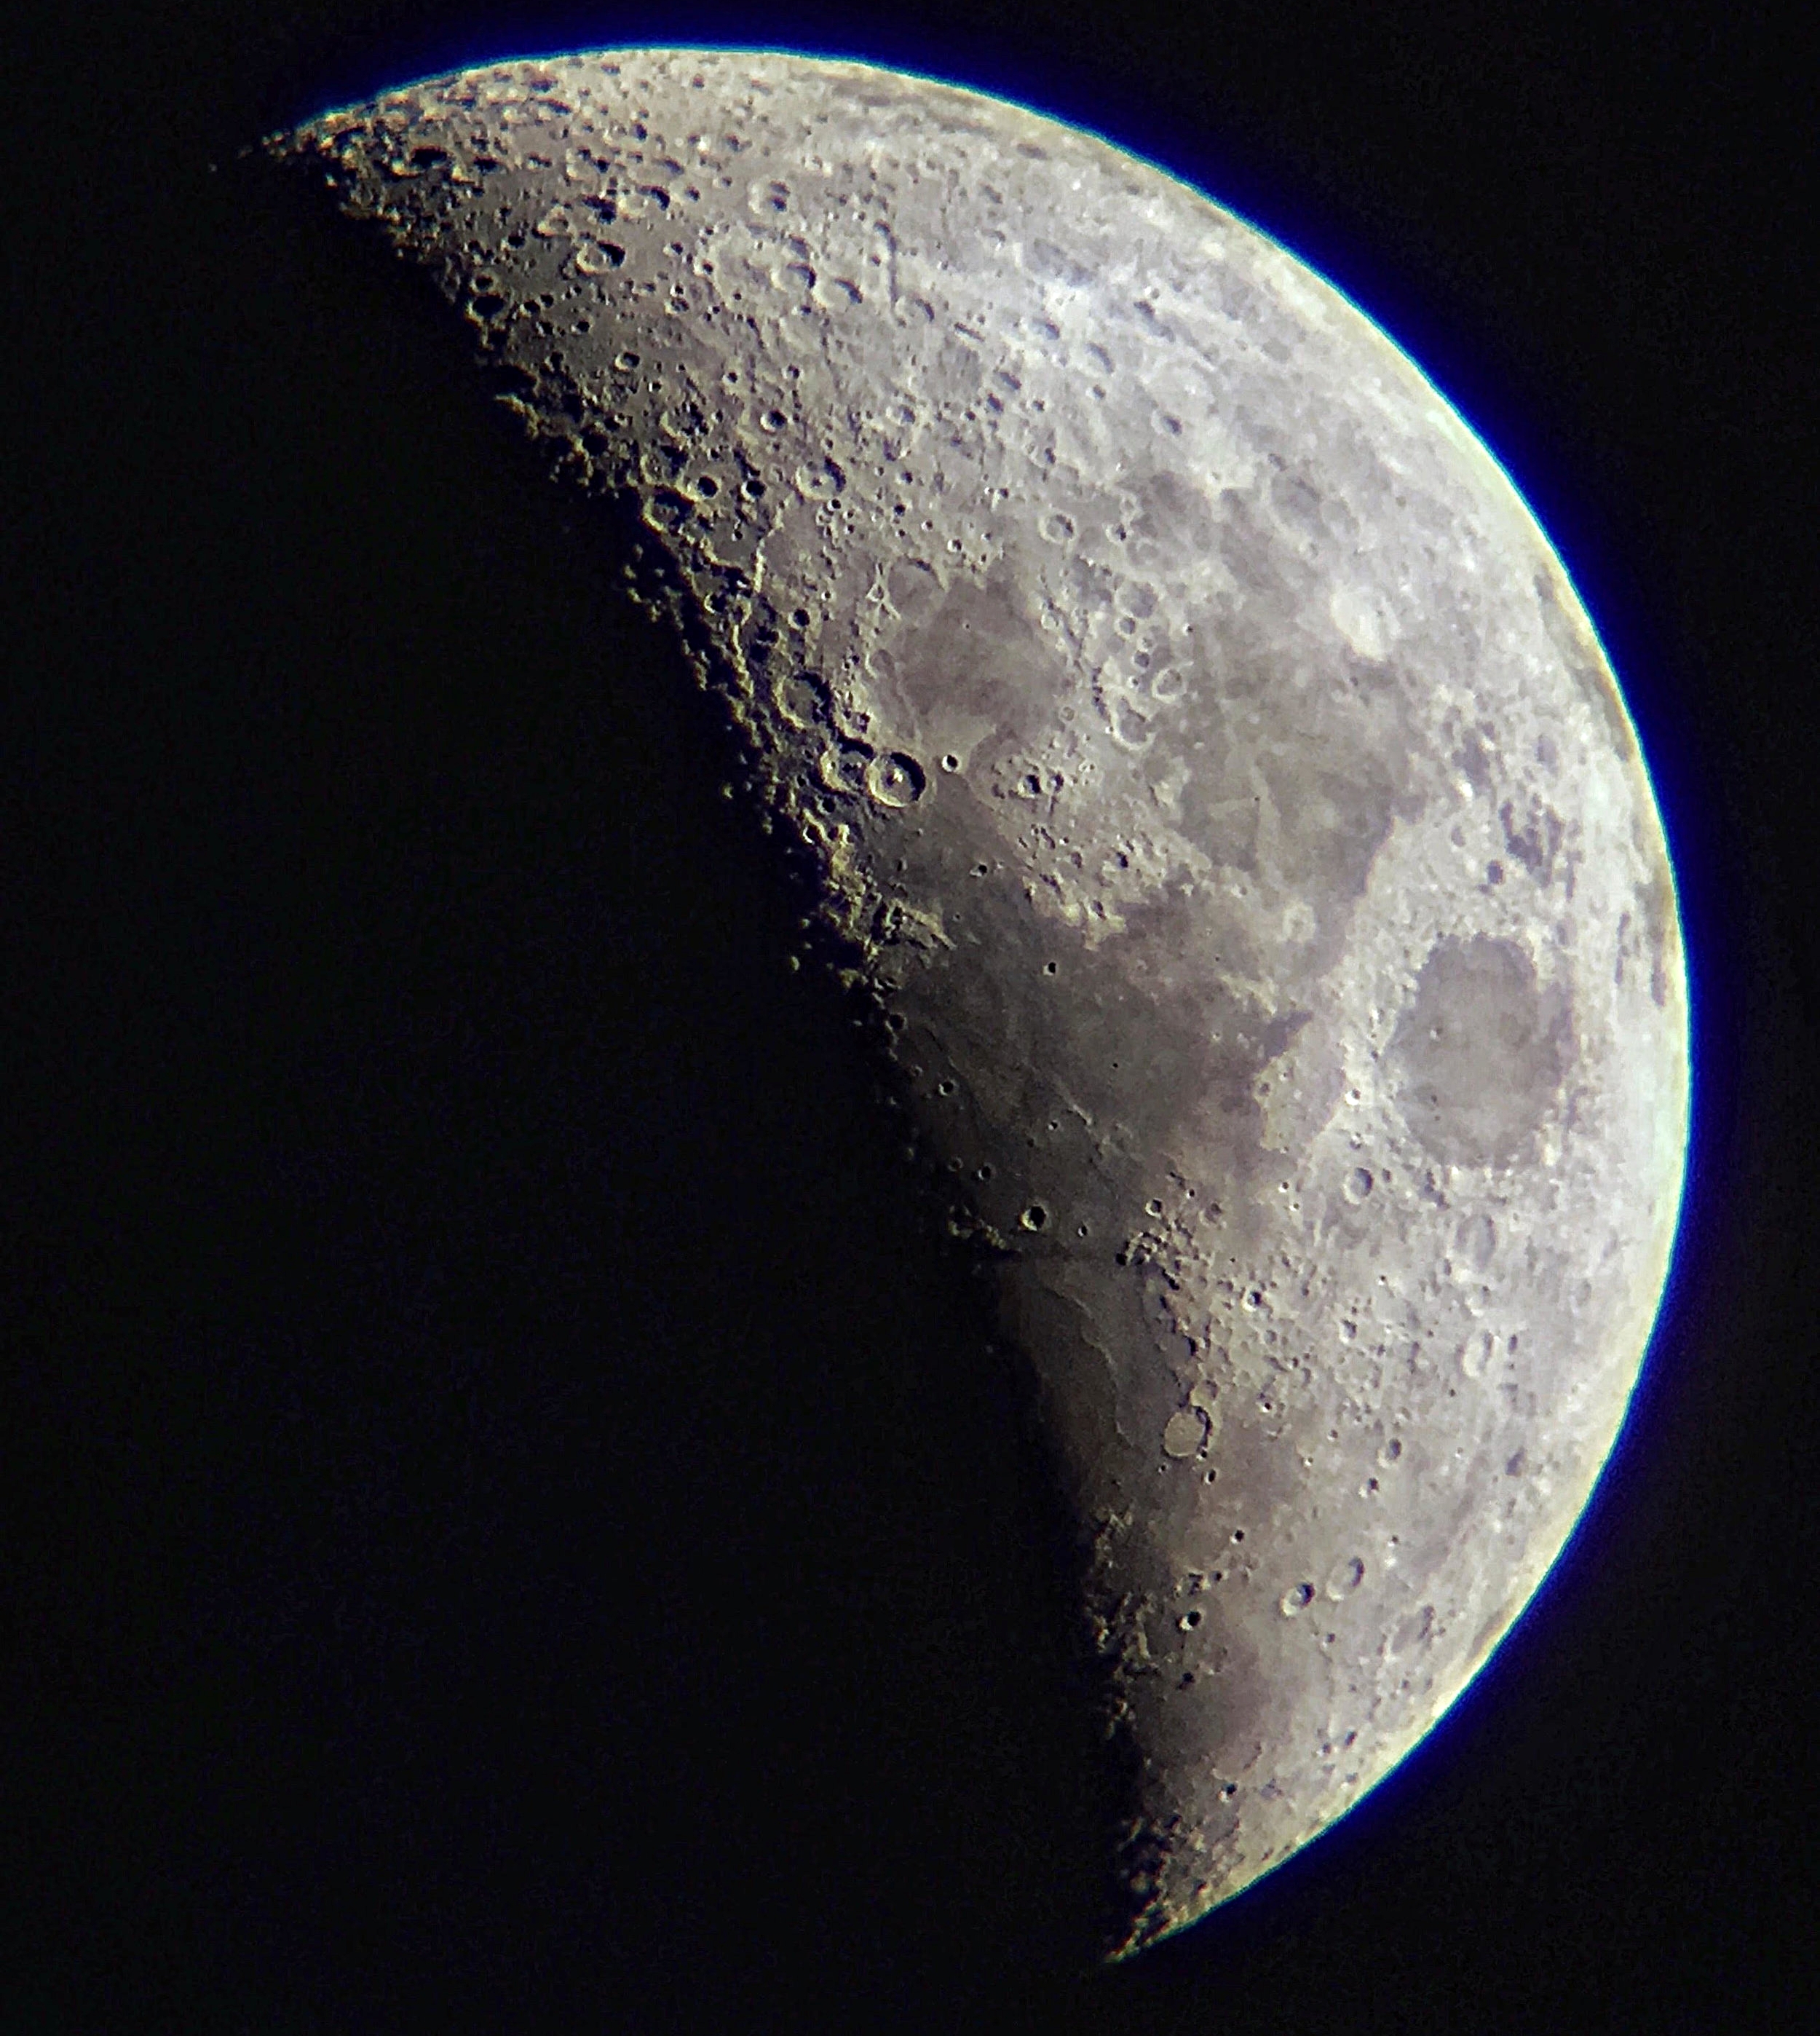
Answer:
1456;1211;1497;1272
1324;1556;1366;1599
866;751;926;808
1020;1204;1048;1232
794;459;846;502
1281;1582;1316;1616
574;238;626;274
1391;1603;1436;1655
818;741;873;797
1161;1409;1208;1460
1343;1167;1374;1203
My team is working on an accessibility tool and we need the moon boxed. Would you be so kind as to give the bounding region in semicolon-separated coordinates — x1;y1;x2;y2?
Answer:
270;50;1688;1957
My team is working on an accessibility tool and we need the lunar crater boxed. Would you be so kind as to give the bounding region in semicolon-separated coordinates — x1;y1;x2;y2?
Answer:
1390;935;1574;1170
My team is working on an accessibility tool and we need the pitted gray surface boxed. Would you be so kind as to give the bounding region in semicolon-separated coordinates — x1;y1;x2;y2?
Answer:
273;50;1687;1955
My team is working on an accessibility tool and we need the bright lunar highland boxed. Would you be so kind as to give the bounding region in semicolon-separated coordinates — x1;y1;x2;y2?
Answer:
272;51;1688;1957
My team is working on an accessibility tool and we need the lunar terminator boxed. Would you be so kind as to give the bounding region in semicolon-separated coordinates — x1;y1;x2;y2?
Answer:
271;50;1688;1956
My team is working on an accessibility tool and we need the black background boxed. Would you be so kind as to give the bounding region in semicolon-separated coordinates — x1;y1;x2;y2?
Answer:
7;4;1814;2028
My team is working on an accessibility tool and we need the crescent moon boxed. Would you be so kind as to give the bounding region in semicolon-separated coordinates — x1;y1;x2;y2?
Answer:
271;50;1688;1957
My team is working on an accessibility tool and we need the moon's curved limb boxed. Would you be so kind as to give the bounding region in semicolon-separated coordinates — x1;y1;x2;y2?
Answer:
270;51;1688;1957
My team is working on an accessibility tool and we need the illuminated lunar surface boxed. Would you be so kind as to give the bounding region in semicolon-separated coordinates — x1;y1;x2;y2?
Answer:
271;50;1688;1957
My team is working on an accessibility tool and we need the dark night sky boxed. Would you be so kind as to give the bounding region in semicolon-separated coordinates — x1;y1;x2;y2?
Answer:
7;5;1813;2028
